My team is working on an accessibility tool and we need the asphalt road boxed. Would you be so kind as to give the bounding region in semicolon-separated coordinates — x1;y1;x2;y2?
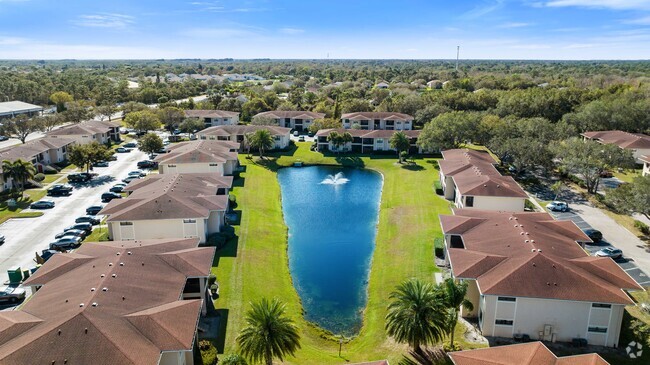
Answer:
0;148;147;278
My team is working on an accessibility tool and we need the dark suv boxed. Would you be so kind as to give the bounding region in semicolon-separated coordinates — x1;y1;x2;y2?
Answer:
67;173;93;183
47;184;73;196
85;205;104;215
101;192;122;202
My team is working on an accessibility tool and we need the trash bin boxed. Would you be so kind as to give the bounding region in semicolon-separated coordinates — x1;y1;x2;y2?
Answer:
7;268;23;284
22;269;30;279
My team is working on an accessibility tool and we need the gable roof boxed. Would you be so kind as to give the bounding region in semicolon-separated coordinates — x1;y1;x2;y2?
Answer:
449;342;609;365
154;140;239;165
438;149;500;177
581;130;650;149
48;120;120;137
197;124;290;137
0;137;75;163
184;109;239;119
441;209;642;304
254;110;325;120
0;238;212;365
101;173;232;221
342;112;413;121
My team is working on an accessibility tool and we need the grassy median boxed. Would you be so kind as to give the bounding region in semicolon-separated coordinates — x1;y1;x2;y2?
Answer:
212;142;450;363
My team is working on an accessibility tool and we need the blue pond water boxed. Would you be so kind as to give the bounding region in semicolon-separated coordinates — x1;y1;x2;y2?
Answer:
277;166;382;335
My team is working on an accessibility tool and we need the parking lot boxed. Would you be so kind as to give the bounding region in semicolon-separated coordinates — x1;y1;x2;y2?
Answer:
0;148;148;282
548;208;650;287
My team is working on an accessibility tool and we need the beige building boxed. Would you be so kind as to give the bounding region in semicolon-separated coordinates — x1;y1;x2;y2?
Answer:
197;125;291;150
449;341;609;365
341;112;413;131
440;209;642;347
155;140;240;176
1;238;214;365
315;128;422;154
582;130;650;164
47;119;121;144
439;149;527;211
253;110;325;132
642;155;649;176
184;109;240;128
101;174;233;244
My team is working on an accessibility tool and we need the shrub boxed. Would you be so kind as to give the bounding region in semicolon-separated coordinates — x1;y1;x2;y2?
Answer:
434;181;443;195
43;165;58;174
524;199;536;211
220;354;248;365
33;173;45;182
199;340;218;365
205;226;236;249
443;342;462;352
207;274;217;286
634;220;650;235
434;237;444;258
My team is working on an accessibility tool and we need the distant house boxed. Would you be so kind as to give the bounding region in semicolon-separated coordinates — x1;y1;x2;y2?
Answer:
440;209;642;347
341;112;413;131
47;120;121;144
197;125;291;150
439;149;528;211
253;111;325;132
184;110;240;128
581;130;650;164
642;155;649;176
427;80;443;89
100;173;233;244
8;238;213;365
0;137;75;189
0;101;43;120
375;81;389;89
315;128;421;154
155;140;240;175
449;341;609;365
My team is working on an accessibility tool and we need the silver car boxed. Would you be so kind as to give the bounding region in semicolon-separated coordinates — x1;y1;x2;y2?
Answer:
595;247;623;259
0;286;26;304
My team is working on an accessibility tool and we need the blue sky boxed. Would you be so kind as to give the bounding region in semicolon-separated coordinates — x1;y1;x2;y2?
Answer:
1;0;650;59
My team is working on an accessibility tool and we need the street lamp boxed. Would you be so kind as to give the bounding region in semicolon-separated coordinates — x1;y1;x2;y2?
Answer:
338;336;344;357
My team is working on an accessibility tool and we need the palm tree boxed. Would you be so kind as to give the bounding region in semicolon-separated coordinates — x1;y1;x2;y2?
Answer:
251;129;274;159
390;131;411;163
327;131;353;153
440;278;474;348
243;132;254;157
386;278;448;354
237;298;301;365
2;159;36;198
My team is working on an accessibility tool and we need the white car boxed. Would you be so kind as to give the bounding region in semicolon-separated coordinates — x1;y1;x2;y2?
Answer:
546;201;569;212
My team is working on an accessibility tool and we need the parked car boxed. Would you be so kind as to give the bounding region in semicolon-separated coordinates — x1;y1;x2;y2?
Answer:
137;160;157;169
128;170;146;177
298;136;305;142
67;173;93;183
122;176;140;184
30;200;55;209
93;161;109;167
546;201;569;212
110;184;127;193
49;237;82;250
293;130;299;137
101;192;122;202
55;229;87;240
307;131;314;137
116;147;131;153
595;247;623;259
0;286;26;303
47;184;73;196
86;205;104;215
75;215;100;225
108;154;118;161
0;136;8;141
0;234;4;245
123;142;137;148
172;128;181;135
583;228;603;243
600;170;613;178
39;249;59;262
64;222;93;234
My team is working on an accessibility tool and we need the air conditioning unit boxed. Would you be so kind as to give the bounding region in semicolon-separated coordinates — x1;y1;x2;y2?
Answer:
544;325;553;337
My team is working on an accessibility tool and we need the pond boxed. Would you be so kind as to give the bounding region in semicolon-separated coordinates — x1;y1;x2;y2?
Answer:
277;166;382;335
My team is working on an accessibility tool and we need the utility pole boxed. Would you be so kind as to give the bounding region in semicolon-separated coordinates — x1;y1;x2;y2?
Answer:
456;45;460;71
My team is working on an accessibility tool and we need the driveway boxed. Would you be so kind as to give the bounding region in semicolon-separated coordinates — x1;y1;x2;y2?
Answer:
0;149;147;278
547;200;650;287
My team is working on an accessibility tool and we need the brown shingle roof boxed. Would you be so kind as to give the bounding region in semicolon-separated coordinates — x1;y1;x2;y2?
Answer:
184;109;239;118
342;112;413;121
438;149;500;177
198;124;290;137
101;173;232;221
48;120;118;137
581;130;650;149
155;140;239;165
254;110;325;119
0;238;212;365
441;209;642;304
449;342;609;365
0;137;75;163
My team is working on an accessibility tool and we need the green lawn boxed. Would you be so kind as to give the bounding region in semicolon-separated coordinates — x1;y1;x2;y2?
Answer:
85;226;110;242
213;143;452;363
42;174;63;184
0;189;46;224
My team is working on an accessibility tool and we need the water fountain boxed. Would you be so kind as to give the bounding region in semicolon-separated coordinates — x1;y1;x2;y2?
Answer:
320;172;350;185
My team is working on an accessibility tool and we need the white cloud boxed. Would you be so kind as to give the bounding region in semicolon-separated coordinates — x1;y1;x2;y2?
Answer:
624;15;650;24
497;22;532;28
279;28;304;35
564;43;600;48
460;0;505;19
0;36;26;45
180;27;259;38
72;13;135;29
543;0;650;10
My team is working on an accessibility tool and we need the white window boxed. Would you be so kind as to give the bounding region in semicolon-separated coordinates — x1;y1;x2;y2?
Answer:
119;222;133;226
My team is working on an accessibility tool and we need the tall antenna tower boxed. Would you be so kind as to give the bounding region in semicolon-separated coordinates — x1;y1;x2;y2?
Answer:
456;45;460;71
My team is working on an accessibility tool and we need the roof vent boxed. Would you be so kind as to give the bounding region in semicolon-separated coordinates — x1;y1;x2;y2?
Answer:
531;249;536;252
525;240;529;243
91;302;98;307
102;287;108;292
520;232;524;235
538;249;542;252
531;240;535;243
546;282;550;286
90;288;95;292
127;251;132;255
116;252;120;256
554;283;557;286
108;263;113;267
122;296;125;301
84;328;88;334
58;330;61;335
111;274;117;278
79;303;84;307
119;262;124;266
497;184;500;188
100;274;105;278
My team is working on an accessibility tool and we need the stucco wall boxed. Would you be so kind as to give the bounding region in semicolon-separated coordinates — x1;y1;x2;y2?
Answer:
109;218;208;243
159;162;224;175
